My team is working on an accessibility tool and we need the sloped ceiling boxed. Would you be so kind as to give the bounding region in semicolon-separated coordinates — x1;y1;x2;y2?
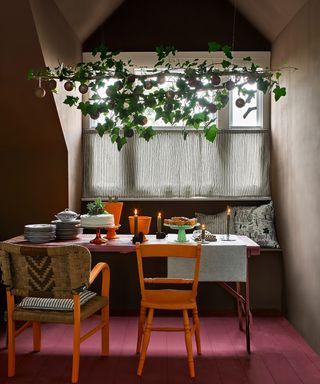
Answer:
54;0;308;44
54;0;124;42
232;0;308;42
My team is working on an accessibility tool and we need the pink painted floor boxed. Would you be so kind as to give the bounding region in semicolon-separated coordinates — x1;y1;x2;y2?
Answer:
1;316;320;383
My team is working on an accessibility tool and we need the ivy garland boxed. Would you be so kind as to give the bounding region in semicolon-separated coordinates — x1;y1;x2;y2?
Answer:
29;42;286;150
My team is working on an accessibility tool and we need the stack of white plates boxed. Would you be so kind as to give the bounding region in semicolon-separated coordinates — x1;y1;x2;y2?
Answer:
24;224;56;243
51;220;83;240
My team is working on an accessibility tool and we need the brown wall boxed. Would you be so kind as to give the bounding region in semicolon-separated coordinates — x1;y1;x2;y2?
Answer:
83;0;270;51
0;1;81;241
271;0;320;353
30;0;82;213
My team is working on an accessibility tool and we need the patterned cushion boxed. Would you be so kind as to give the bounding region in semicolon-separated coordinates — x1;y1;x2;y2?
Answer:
233;202;280;248
195;211;235;234
18;289;97;311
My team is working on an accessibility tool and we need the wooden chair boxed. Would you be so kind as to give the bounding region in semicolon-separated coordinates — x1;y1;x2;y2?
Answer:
0;242;110;383
135;243;202;378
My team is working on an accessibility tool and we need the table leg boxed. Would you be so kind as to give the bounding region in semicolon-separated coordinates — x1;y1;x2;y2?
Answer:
236;282;244;331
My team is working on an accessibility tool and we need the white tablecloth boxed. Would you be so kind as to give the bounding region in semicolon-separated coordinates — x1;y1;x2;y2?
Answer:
167;234;247;282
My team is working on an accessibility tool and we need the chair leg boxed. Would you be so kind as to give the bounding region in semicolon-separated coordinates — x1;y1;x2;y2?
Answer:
101;305;109;356
192;307;201;355
72;297;81;384
137;308;154;376
136;305;146;354
7;292;15;377
183;309;195;378
7;316;15;377
32;322;41;352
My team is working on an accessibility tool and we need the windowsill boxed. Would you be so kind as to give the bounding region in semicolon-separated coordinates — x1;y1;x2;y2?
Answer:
81;196;271;201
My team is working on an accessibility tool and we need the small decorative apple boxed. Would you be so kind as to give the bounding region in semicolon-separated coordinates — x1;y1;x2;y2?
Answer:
166;90;175;99
47;79;57;90
235;98;246;108
225;80;235;91
34;88;46;98
208;103;217;113
211;74;221;86
79;84;88;94
64;81;74;91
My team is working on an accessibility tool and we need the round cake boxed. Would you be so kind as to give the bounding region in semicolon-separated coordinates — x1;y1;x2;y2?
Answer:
80;214;114;228
164;217;197;226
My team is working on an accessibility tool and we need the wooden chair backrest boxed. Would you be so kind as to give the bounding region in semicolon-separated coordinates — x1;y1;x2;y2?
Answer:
135;243;201;299
0;242;91;298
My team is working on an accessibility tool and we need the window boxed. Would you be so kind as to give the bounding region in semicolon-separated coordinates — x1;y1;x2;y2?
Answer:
82;52;271;200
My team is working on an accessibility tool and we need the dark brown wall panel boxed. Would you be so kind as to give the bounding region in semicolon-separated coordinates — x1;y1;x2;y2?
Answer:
0;1;68;241
83;0;270;52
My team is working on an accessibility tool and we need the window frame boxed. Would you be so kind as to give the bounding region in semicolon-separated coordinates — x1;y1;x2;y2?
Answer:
81;51;271;201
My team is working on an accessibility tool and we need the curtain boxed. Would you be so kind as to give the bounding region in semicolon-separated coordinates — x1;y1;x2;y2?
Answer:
83;130;270;199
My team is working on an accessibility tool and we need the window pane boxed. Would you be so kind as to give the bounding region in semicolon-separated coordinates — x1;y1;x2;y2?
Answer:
230;83;261;127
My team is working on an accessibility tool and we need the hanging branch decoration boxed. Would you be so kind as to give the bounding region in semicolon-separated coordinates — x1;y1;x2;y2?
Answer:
28;42;288;150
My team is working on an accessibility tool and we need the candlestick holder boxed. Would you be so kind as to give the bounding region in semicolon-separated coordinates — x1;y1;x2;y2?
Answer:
201;238;209;244
132;232;144;244
156;231;167;239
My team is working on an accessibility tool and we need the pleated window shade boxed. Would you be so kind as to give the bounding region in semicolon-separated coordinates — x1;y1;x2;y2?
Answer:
83;129;270;199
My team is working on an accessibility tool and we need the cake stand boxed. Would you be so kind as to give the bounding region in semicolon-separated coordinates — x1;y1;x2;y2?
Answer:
164;223;200;243
82;225;108;245
103;224;121;240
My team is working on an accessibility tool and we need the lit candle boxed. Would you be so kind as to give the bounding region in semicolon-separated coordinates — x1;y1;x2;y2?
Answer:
201;224;206;241
134;209;138;236
157;212;162;233
226;206;231;239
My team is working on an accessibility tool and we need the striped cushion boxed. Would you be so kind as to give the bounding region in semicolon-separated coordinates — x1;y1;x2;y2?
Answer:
195;211;235;234
18;290;97;311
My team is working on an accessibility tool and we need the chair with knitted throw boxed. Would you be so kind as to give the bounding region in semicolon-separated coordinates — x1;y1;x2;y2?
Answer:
135;243;202;378
0;242;110;383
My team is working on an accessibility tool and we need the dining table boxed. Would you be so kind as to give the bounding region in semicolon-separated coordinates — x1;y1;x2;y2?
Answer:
5;233;260;353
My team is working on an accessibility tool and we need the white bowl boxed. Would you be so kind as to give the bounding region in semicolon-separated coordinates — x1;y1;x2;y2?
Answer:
55;208;79;222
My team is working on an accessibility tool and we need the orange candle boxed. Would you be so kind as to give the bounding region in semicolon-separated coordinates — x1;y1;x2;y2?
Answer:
134;209;138;236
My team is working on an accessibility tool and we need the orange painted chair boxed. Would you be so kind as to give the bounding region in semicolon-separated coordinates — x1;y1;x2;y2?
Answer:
0;243;110;383
135;243;202;378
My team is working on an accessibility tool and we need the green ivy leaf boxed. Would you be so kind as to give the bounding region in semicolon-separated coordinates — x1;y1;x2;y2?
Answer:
116;136;127;151
221;60;231;68
243;57;252;61
64;96;79;106
222;45;233;59
141;127;156;141
96;123;107;137
257;78;270;93
204;124;218;143
208;42;221;52
27;68;34;80
273;86;286;101
92;44;109;60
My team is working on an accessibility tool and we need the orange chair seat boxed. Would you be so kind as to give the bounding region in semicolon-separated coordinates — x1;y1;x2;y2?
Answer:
142;289;197;310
